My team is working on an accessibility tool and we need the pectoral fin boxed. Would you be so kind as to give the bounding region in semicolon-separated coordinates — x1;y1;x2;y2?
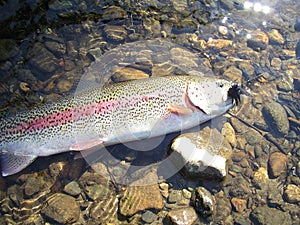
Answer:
70;137;104;151
168;104;193;115
1;152;37;176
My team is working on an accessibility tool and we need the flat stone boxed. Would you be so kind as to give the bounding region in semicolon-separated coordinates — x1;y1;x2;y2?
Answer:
102;6;127;21
63;181;81;196
170;127;232;180
44;41;66;57
267;29;285;45
24;177;40;197
166;207;198;225
42;193;80;224
268;152;288;178
231;197;247;212
0;39;19;61
283;184;300;204
141;210;158;223
247;30;269;51
119;172;163;216
250;205;291;225
206;39;233;49
104;25;127;42
112;67;149;82
262;100;290;136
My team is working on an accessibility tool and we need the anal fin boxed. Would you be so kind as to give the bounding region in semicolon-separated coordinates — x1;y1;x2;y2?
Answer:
168;104;193;115
1;152;37;176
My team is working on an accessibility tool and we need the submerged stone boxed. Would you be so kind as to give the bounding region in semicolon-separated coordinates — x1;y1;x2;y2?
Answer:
166;207;198;225
191;187;215;218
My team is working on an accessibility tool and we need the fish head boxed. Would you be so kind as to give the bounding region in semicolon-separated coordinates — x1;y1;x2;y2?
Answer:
187;78;241;114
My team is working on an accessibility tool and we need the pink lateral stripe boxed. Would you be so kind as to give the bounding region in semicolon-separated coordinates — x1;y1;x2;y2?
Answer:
9;99;117;133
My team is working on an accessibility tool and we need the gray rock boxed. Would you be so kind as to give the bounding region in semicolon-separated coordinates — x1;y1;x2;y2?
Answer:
0;39;19;61
168;190;183;203
63;181;81;196
104;25;127;42
42;193;80;224
166;207;198;225
85;183;110;201
191;187;215;218
262;100;290;136
170;128;232;180
44;41;66;58
141;210;158;223
250;205;291;225
102;6;127;21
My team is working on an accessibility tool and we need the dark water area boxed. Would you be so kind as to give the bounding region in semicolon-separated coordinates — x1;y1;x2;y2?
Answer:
0;0;300;224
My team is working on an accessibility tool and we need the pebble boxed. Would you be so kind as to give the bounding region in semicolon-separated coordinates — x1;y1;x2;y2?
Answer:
268;152;288;178
283;184;300;204
267;29;285;45
222;122;237;148
262;100;290;136
56;79;73;93
206;39;233;49
42;193;80;224
247;30;269;51
168;190;183;203
191;187;215;218
166;207;198;225
253;167;269;189
141;210;158;223
102;6;127;21
63;181;81;196
112;67;149;82
223;65;243;84
85;183;110;201
24;176;40;197
231;197;247;212
103;25;127;42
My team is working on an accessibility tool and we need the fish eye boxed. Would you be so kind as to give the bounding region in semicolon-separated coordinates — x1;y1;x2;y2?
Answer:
219;83;224;88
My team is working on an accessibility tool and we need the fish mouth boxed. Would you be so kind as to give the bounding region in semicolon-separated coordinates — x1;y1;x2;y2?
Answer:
228;84;243;105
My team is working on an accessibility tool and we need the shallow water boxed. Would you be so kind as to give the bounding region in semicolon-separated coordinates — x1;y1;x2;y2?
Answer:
0;0;299;224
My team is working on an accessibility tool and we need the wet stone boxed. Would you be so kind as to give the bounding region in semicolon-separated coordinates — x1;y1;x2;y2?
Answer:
170;127;232;180
223;66;243;84
0;39;19;61
102;6;127;21
253;167;269;190
24;176;40;197
104;25;127;42
283;184;300;204
268;152;288;178
44;41;66;57
166;207;198;225
112;67;149;82
191;187;215;218
85;183;110;201
231;197;247;212
250;205;291;225
262;100;290;136
168;190;183;203
56;79;73;93
267;29;285;45
141;210;158;223
247;30;269;51
63;181;81;196
42;193;80;224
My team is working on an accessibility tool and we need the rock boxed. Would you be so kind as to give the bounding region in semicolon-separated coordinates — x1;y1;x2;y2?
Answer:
231;197;247;212
268;152;288;178
170;128;232;180
223;66;243;84
250;205;291;225
168;190;183;203
221;122;237;147
283;184;300;204
253;167;269;189
170;47;198;68
119;172;163;216
0;39;19;61
141;210;158;223
277;79;293;92
262;100;290;136
267;29;285;45
231;151;246;162
89;192;119;223
159;182;169;198
24;177;40;197
206;39;233;49
42;193;80;224
247;30;269;51
143;18;161;36
56;79;73;93
85;183;110;201
44;41;66;57
112;67;149;82
102;6;127;21
104;25;127;42
63;181;81;196
28;43;61;80
166;207;198;225
191;187;215;218
270;57;281;70
293;77;300;91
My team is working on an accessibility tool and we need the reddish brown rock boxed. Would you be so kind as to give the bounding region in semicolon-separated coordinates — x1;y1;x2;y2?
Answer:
231;197;247;212
268;152;288;178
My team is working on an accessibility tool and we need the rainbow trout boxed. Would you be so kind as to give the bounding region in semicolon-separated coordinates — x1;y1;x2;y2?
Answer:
0;75;241;176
